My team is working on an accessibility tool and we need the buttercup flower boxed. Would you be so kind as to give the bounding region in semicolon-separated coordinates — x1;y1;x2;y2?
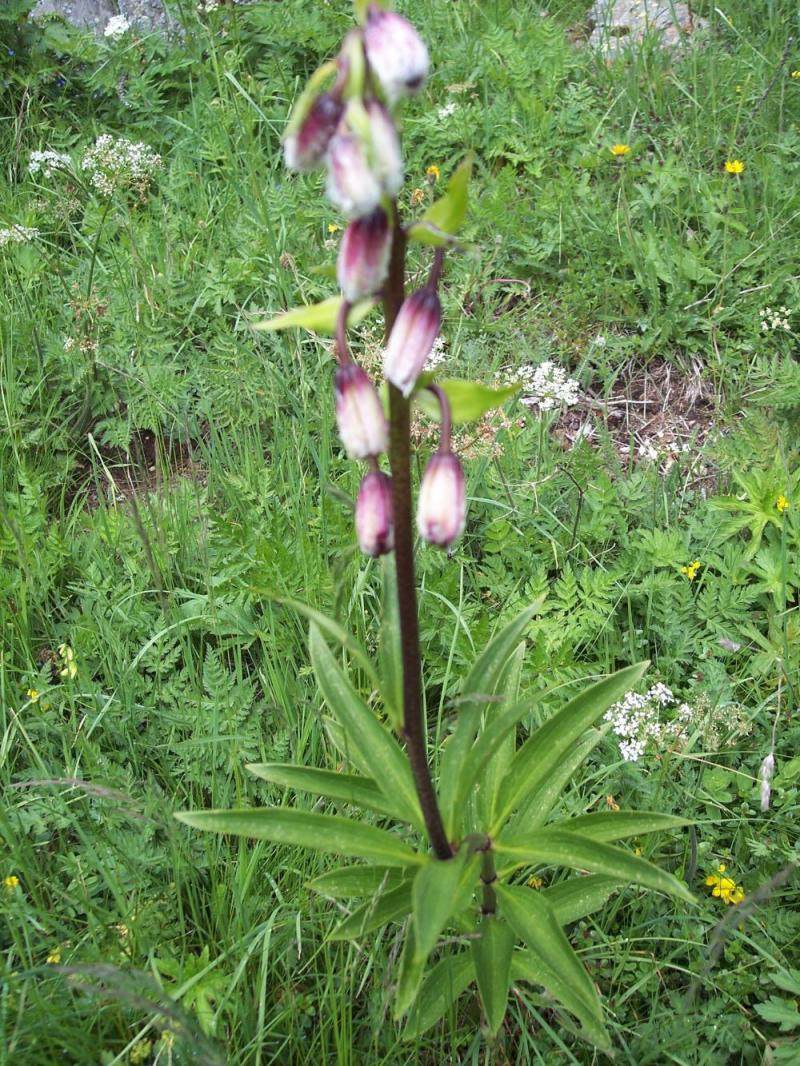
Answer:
680;559;701;581
46;949;62;965
3;875;20;891
777;494;790;513
26;688;40;703
724;159;745;174
426;164;440;182
705;865;745;905
610;144;630;157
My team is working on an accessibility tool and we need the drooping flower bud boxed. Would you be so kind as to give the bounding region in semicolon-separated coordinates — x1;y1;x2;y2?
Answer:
356;470;394;556
326;132;383;219
364;4;429;104
284;93;344;172
334;362;388;459
337;207;392;301
366;101;403;198
383;288;441;397
417;451;466;548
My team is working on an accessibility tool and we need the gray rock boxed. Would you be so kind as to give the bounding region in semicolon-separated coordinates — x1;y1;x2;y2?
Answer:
588;0;707;58
31;0;175;36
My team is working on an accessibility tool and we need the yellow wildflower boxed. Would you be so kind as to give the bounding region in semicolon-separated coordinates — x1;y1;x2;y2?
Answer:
327;223;341;234
58;644;77;680
735;84;742;93
528;876;544;889
410;187;425;207
791;70;800;79
777;495;790;514
46;949;62;964
705;866;745;905
3;875;20;891
680;559;701;582
425;164;440;182
610;143;631;157
27;688;40;703
724;159;745;174
634;847;642;857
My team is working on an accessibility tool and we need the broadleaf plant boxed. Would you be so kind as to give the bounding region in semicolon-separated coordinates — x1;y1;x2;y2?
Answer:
176;1;694;1051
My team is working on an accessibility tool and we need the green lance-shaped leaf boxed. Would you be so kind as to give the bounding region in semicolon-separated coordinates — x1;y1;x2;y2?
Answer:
307;865;406;899
251;295;375;336
309;623;423;829
471;918;514;1035
560;811;692;844
539;876;621;926
414;379;521;426
330;881;413;940
475;641;526;831
407;154;474;247
439;602;543;837
379;555;404;730
506;729;601;836
246;764;410;823
403;952;474;1039
175;809;423;868
492;661;649;832
510;949;612;1052
494;829;695;902
496;884;607;1042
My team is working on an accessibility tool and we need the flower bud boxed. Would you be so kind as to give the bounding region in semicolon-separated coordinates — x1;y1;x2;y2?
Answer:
284;93;344;172
337;207;392;301
417;452;466;548
383;288;441;397
364;4;429;103
366;101;403;198
356;470;394;556
326;132;383;218
334;362;388;459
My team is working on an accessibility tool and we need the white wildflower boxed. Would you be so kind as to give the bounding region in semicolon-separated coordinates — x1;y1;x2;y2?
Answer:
29;149;72;178
593;334;607;348
604;684;682;762
426;335;447;371
0;225;39;247
104;15;131;39
80;135;162;197
437;101;458;119
516;361;580;411
759;306;791;331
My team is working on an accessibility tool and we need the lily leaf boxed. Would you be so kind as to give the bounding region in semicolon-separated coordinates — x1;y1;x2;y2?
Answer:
251;295;375;335
414;378;521;425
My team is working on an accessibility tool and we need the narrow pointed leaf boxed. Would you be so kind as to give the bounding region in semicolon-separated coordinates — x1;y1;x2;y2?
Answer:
511;949;612;1052
538;876;621;925
412;849;480;964
494;829;695;902
307;865;405;898
471;918;514;1035
506;730;601;835
394;922;426;1017
309;624;422;829
379;555;403;730
176;809;422;867
493;662;649;830
330;881;412;940
251;295;375;335
496;883;603;1026
414;379;521;426
403;953;473;1038
245;764;409;822
439;602;543;835
476;641;526;830
561;811;691;844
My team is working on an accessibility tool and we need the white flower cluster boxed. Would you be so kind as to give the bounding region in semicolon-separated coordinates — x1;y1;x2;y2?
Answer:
80;135;162;196
437;101;458;119
604;683;693;762
104;15;131;39
637;437;691;464
426;335;447;370
516;361;581;411
0;225;39;247
29;149;72;178
197;0;220;12
760;306;791;331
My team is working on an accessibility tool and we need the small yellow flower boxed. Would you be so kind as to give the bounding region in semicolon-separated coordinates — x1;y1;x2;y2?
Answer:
425;164;440;182
718;863;727;873
26;688;40;703
528;876;544;889
680;559;701;582
705;868;745;905
791;70;800;79
735;84;742;93
777;495;790;514
3;875;20;891
327;223;341;234
634;847;642;857
46;949;61;964
410;187;425;207
58;644;77;680
610;143;631;157
724;159;745;174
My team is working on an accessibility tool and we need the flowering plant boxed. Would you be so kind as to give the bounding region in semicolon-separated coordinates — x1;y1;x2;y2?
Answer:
177;3;692;1048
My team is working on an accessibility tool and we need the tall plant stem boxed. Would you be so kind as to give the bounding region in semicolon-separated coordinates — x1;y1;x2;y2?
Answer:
384;209;452;860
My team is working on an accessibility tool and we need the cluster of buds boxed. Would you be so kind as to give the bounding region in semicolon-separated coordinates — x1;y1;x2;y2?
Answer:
284;3;466;558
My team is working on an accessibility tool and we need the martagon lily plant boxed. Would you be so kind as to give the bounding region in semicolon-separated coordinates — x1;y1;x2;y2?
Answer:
177;1;694;1049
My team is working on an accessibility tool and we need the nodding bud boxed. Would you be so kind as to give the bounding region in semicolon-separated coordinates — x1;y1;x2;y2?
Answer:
366;101;403;198
417;451;466;548
383;288;441;398
337;208;392;302
364;4;429;104
334;362;388;459
356;470;394;556
284;93;344;172
326;132;383;219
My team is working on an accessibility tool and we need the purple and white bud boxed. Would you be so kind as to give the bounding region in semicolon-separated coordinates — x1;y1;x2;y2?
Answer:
356;470;394;556
334;362;388;459
417;451;467;548
284;93;344;172
326;132;383;219
337;208;392;301
366;101;403;198
364;4;429;104
383;288;441;398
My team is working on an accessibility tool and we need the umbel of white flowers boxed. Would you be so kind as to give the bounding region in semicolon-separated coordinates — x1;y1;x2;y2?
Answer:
282;3;466;557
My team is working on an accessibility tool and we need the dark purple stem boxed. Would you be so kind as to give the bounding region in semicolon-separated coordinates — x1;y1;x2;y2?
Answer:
335;300;352;365
426;383;452;453
427;247;445;291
